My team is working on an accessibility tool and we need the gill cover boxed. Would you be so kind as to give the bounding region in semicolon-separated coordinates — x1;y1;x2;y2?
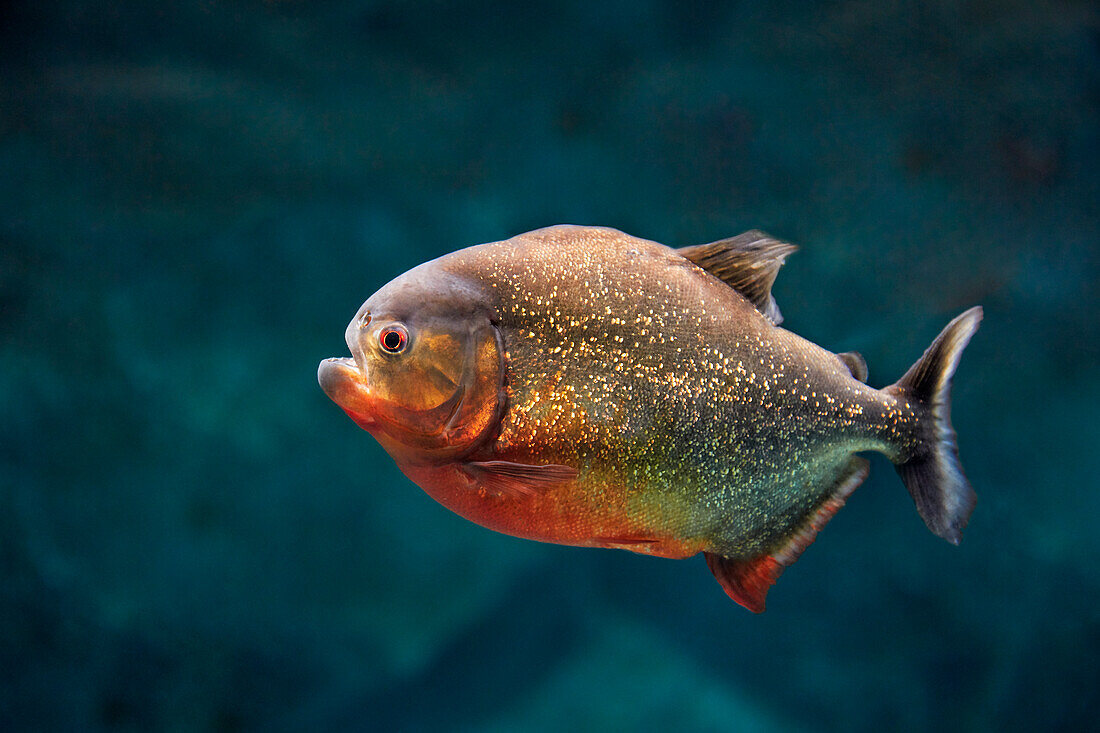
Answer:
354;310;505;460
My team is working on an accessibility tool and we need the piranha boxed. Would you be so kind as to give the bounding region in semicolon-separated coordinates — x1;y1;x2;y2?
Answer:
318;226;982;612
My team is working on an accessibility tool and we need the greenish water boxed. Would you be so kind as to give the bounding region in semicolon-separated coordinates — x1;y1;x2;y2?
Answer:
2;2;1097;730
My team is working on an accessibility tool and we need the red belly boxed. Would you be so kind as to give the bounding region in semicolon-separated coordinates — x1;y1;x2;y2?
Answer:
397;462;703;559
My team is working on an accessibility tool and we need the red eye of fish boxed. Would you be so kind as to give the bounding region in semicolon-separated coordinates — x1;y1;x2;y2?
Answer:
379;325;408;354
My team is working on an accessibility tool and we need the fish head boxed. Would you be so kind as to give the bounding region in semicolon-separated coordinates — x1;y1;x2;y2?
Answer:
318;261;504;463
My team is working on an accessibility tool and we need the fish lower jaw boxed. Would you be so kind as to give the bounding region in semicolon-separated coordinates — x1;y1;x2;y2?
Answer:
317;357;374;423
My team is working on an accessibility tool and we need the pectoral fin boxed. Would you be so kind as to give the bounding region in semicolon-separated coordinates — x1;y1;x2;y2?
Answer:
462;460;578;499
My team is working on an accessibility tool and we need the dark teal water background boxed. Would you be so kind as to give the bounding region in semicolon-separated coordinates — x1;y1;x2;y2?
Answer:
2;2;1097;730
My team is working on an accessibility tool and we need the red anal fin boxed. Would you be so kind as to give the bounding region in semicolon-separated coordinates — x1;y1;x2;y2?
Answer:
704;552;782;613
462;460;578;499
706;456;870;613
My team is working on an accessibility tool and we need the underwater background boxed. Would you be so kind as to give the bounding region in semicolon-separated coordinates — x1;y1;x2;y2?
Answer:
2;1;1098;731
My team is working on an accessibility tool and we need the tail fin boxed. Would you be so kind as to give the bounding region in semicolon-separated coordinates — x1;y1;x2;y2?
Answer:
886;307;983;545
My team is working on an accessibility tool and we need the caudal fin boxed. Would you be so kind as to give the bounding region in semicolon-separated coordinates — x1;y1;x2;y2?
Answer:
886;307;983;544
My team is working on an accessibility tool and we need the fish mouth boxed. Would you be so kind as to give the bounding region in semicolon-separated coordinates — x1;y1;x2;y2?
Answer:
317;356;375;428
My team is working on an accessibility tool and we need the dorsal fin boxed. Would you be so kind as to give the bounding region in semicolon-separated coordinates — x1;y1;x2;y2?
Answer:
678;230;796;325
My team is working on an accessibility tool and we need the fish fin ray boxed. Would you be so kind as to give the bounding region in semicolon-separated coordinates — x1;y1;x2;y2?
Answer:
593;536;659;544
461;460;578;499
887;306;982;544
837;351;868;382
771;456;870;567
705;456;869;612
677;230;796;325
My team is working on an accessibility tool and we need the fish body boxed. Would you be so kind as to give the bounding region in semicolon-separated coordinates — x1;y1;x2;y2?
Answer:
319;225;981;611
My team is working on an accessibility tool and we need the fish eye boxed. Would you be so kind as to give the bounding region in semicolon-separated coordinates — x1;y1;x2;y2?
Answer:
378;324;409;354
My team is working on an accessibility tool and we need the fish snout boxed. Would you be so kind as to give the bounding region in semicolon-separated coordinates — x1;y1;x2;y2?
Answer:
317;357;375;428
344;304;372;373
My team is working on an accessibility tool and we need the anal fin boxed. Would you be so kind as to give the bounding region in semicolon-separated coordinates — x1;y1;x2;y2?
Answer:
705;456;870;612
704;553;782;614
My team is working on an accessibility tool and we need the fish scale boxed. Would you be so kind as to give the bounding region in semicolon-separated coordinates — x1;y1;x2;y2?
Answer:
458;228;900;552
319;224;981;612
